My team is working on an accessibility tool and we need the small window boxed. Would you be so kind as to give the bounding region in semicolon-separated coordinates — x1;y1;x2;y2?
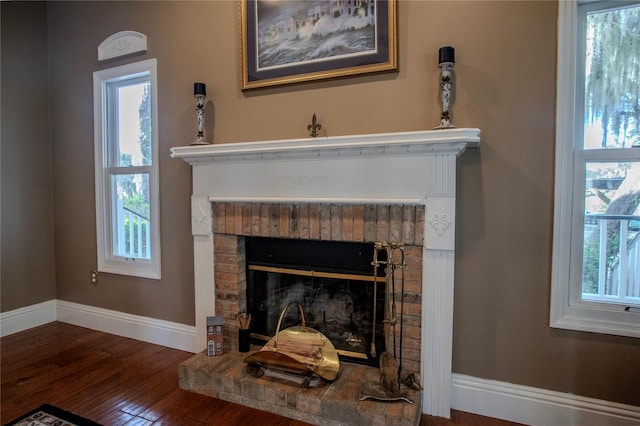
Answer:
93;59;161;279
551;1;639;337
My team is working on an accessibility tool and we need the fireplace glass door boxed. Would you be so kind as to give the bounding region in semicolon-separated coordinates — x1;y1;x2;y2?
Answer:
246;237;386;365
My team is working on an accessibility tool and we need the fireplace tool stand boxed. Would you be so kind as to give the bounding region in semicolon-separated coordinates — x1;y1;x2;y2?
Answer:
361;242;417;404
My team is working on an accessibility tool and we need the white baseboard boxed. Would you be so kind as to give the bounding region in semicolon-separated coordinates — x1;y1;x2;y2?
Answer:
56;300;197;352
452;374;640;426
0;299;196;352
0;300;57;337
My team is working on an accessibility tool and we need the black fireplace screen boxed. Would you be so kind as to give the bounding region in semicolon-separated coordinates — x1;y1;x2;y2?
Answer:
245;237;386;365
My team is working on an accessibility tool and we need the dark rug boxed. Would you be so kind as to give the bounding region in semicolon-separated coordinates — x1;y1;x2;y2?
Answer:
4;404;102;426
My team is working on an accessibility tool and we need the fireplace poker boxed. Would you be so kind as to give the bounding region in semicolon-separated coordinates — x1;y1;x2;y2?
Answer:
383;244;399;361
370;243;381;358
387;262;398;358
397;245;406;389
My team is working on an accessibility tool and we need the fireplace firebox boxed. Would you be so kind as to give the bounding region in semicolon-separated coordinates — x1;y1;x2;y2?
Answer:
245;237;387;365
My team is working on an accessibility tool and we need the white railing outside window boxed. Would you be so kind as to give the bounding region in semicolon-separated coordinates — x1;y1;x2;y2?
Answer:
583;214;640;304
116;199;151;259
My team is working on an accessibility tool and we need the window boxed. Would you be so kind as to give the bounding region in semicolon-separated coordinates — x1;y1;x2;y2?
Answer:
93;59;161;279
551;1;639;337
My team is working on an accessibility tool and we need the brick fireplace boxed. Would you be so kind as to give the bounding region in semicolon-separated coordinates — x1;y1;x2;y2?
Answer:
211;202;425;374
171;128;480;418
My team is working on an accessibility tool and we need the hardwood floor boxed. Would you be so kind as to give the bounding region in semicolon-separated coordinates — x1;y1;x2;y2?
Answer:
1;322;520;425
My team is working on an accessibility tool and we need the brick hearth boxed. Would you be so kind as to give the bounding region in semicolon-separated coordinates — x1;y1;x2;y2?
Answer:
179;350;421;426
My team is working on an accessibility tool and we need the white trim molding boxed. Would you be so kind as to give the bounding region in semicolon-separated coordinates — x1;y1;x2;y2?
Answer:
0;300;57;337
57;300;196;352
452;374;640;426
0;300;196;352
98;31;148;61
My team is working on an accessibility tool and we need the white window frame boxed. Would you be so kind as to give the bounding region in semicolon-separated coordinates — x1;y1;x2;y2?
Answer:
93;58;161;279
550;0;639;337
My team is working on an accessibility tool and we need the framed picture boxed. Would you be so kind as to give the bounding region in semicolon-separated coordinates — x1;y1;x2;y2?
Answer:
240;0;398;90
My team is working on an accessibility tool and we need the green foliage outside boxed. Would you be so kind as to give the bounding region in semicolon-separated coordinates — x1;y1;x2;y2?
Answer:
585;6;640;148
121;83;152;258
582;5;640;295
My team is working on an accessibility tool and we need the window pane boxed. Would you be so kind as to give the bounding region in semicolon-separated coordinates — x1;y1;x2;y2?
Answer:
112;173;151;259
583;161;640;303
117;82;152;166
583;5;640;150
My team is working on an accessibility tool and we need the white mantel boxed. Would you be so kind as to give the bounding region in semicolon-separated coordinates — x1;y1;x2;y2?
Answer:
171;127;480;418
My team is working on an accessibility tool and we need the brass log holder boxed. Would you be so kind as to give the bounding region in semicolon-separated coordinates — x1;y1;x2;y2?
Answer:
243;302;340;388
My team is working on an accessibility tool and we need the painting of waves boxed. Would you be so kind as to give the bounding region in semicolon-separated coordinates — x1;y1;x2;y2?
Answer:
256;0;377;70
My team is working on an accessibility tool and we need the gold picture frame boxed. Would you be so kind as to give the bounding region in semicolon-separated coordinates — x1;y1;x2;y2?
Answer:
240;0;398;90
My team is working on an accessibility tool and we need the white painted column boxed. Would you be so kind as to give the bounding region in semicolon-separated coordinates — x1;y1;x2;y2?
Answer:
191;193;215;353
421;154;458;418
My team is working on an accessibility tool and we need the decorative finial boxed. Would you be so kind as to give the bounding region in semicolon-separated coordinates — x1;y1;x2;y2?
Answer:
307;113;321;138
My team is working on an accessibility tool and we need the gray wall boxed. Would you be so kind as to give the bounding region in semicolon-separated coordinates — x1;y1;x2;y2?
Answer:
1;1;57;310
1;0;638;408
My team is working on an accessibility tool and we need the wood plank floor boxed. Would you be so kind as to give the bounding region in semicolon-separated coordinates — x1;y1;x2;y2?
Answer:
1;322;521;426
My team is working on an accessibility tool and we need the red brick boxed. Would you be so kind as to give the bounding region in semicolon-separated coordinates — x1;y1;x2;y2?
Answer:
214;253;243;267
400;336;421;351
214;280;241;295
352;205;365;242
213;233;239;250
222;203;232;234
403;302;421;316
403;325;422;340
213;262;242;274
232;203;242;235
213;203;226;234
298;203;310;239
260;204;270;236
289;204;300;239
376;205;390;242
342;204;354;241
279;204;289;238
269;204;280;237
389;205;402;242
251;203;261;235
330;204;342;241
241;203;252;235
402;205;416;245
364;205;377;242
309;204;320;239
320;204;331;240
415;205;425;244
